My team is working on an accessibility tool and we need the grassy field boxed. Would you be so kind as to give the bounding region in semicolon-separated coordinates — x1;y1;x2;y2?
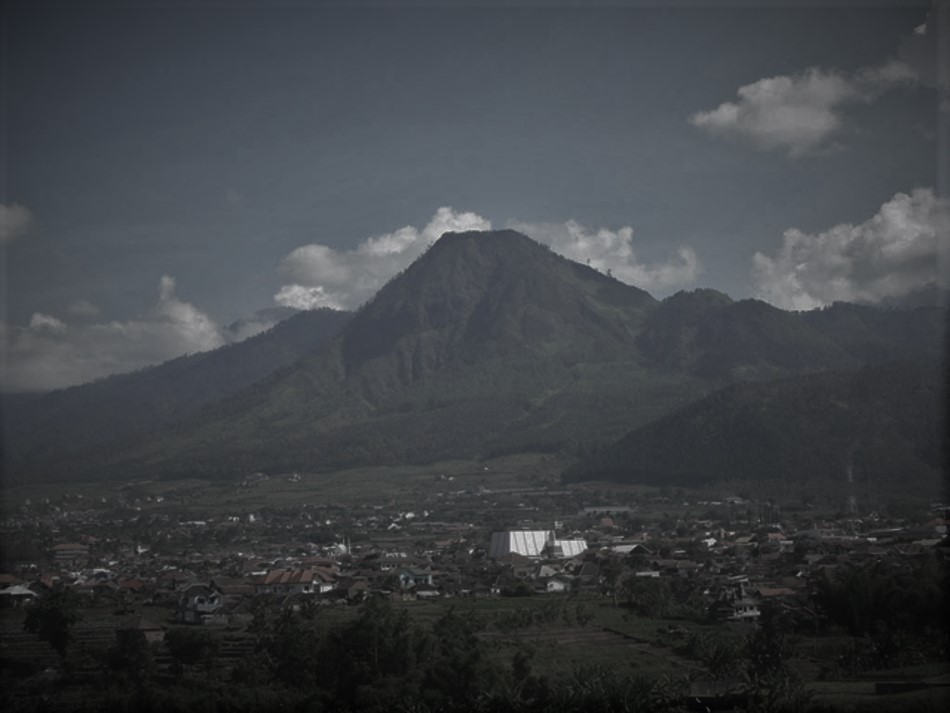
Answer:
1;453;571;514
4;592;949;713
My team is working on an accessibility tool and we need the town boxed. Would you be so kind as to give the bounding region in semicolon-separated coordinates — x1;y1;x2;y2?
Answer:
1;455;947;711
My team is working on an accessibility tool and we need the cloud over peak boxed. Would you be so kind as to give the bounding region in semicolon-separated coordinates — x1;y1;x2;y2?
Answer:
752;187;947;310
276;209;703;312
276;207;492;311
509;219;702;293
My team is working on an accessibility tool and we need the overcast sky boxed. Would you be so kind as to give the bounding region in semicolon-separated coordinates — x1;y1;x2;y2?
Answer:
2;0;946;391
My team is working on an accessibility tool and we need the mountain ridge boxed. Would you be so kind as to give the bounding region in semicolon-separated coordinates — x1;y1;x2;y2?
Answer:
1;308;351;471
562;361;946;496
3;229;945;486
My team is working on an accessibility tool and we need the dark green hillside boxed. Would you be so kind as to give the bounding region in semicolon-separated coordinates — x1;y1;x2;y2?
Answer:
341;230;657;377
1;308;350;474
802;301;947;364
564;363;947;494
69;231;682;480
5;229;946;485
637;290;857;379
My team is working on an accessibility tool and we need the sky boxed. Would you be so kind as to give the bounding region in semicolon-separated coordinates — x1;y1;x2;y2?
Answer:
1;0;947;392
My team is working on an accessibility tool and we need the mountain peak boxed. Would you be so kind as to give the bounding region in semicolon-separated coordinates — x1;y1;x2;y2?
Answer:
341;229;657;368
410;229;562;276
432;228;539;247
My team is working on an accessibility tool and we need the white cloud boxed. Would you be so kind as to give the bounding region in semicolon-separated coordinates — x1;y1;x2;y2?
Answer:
277;209;701;309
1;276;241;392
153;275;224;352
28;313;66;333
692;7;949;157
751;187;948;310
508;219;702;293
67;299;102;318
275;206;491;310
689;61;916;157
856;58;917;88
0;203;34;243
273;284;345;311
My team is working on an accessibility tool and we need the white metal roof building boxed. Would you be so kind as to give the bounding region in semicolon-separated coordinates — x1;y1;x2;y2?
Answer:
552;538;588;558
489;530;587;559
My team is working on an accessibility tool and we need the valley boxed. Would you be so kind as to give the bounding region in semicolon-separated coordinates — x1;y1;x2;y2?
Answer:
1;454;947;712
2;230;947;713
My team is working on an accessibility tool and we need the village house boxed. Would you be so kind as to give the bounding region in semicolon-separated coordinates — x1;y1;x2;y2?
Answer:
52;542;90;567
252;568;337;596
542;575;573;594
0;584;37;608
489;530;587;559
706;577;762;622
395;567;434;591
176;582;226;625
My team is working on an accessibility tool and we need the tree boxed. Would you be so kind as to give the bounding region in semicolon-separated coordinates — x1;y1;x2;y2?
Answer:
422;608;495;708
109;628;155;683
810;561;902;637
164;628;218;678
743;602;812;713
261;605;323;687
317;596;431;709
746;602;796;679
23;586;82;664
600;556;628;607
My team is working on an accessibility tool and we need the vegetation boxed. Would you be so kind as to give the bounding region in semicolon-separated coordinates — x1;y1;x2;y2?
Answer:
4;308;350;481
16;583;939;713
808;554;949;671
564;362;945;494
4;231;944;488
22;585;83;664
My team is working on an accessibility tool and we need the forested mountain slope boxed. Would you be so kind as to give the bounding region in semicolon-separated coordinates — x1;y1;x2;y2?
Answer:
563;362;946;494
4;231;945;485
1;308;351;474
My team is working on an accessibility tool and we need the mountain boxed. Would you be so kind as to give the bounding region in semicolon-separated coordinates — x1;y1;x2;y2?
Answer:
635;290;947;377
635;290;857;379
801;301;947;364
1;308;351;474
563;362;947;495
871;283;949;309
71;230;697;480
224;306;299;341
3;230;945;485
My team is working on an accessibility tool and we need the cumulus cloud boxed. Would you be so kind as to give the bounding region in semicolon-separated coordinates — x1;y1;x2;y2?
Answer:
153;275;225;352
276;209;701;308
274;284;345;311
0;203;34;243
0;276;245;392
67;299;102;318
508;219;702;293
275;207;491;310
751;187;948;310
690;62;914;157
28;313;67;333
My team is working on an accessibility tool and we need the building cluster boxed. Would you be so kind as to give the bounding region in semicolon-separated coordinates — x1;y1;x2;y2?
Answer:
2;478;947;643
